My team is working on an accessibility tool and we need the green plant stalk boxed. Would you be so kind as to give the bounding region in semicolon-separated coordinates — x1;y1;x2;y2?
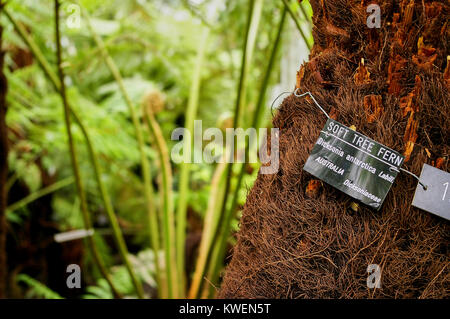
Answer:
216;0;262;256
176;26;209;297
5;173;17;194
207;7;288;291
244;0;263;86
187;0;261;299
299;0;312;25
220;0;262;213
216;0;257;244
10;81;144;298
187;158;226;298
6;177;74;213
143;105;178;299
233;0;263;130
3;10;60;89
5;7;142;298
77;3;164;297
199;167;225;299
201;223;224;298
53;0;121;298
281;0;312;50
73;111;145;299
181;0;214;29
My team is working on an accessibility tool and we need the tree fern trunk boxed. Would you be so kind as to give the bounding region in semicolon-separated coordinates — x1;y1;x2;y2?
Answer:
219;0;449;298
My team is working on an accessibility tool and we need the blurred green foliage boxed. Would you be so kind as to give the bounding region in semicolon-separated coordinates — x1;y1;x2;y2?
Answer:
2;0;311;298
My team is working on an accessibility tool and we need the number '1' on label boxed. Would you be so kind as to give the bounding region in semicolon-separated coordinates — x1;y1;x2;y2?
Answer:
412;164;450;221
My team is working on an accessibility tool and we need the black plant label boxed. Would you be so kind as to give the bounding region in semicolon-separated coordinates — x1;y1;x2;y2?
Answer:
303;118;404;210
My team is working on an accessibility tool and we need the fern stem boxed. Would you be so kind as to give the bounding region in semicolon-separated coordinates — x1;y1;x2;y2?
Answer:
187;0;262;299
72;111;145;299
77;3;163;298
299;1;312;26
143;104;178;299
54;0;121;298
188;159;227;298
281;0;312;50
208;7;287;292
6;177;74;213
5;6;142;299
176;26;209;298
3;9;60;89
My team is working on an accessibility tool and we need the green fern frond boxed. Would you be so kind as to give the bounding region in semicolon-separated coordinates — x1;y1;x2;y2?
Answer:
16;274;64;299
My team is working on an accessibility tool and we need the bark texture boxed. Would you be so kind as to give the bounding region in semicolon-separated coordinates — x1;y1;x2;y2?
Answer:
219;0;449;298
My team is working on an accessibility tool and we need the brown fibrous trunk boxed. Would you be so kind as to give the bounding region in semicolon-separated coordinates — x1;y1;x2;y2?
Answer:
219;0;449;298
